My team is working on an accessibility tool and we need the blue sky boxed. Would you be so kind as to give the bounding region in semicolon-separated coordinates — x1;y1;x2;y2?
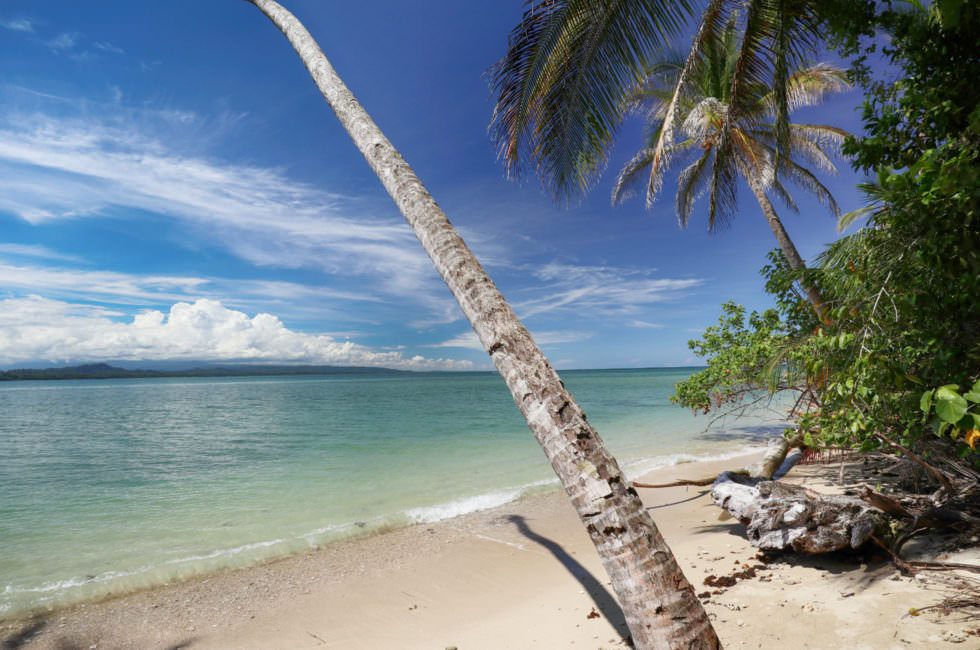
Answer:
0;1;870;371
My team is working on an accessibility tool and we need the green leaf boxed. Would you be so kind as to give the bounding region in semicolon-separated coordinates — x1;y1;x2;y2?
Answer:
935;386;968;424
920;389;934;414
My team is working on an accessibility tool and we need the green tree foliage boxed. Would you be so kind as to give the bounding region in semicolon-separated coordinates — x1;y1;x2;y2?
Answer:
675;1;980;465
671;299;821;432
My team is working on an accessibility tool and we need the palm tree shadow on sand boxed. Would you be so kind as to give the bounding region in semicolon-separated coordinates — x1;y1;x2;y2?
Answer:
505;515;631;643
0;618;195;650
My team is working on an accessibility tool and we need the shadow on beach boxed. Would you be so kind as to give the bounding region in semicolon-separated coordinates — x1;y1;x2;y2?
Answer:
694;424;787;445
1;616;196;650
1;619;48;650
505;514;631;643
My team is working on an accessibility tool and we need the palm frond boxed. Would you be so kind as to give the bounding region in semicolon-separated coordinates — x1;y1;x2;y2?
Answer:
837;168;890;231
623;57;688;127
770;177;800;213
772;0;792;159
768;144;842;216
675;148;713;227
762;63;850;114
785;131;839;174
706;145;739;230
646;0;729;204
790;123;848;151
750;124;844;175
817;228;874;270
612;137;695;205
488;0;698;202
837;205;875;232
681;97;728;140
612;148;656;205
710;0;770;228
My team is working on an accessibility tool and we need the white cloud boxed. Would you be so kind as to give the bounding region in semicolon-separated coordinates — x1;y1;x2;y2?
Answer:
0;296;471;371
626;319;664;328
514;263;702;319
0;261;209;304
428;331;482;350
93;41;124;55
0;260;392;325
0;243;82;263
46;33;78;50
430;329;592;350
0;104;456;319
0;18;33;32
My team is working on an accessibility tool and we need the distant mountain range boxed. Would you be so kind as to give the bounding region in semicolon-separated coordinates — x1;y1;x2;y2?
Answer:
0;362;408;381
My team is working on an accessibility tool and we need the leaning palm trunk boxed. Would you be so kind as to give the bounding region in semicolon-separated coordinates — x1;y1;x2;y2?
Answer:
243;1;720;648
745;177;827;321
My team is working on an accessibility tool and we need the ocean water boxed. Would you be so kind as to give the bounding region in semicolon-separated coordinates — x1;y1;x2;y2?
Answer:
0;368;789;618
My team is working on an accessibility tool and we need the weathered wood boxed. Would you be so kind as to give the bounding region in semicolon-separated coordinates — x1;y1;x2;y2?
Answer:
857;485;913;519
748;432;804;479
711;472;887;553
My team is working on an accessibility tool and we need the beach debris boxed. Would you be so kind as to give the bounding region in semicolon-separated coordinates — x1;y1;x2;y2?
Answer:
307;631;327;645
711;471;887;553
941;630;968;643
587;607;601;619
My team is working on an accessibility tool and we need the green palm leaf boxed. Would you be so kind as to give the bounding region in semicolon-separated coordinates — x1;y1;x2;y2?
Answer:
488;0;697;202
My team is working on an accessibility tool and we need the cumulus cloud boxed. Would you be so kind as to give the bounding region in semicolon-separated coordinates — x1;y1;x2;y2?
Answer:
0;296;471;371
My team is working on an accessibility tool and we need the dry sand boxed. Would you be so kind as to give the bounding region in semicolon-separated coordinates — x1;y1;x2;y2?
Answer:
3;451;978;649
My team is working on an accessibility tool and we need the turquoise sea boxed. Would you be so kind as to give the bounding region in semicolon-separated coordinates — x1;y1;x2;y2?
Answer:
0;368;788;618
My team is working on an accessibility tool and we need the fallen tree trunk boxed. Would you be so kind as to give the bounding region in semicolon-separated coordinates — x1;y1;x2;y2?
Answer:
749;432;805;479
710;471;888;553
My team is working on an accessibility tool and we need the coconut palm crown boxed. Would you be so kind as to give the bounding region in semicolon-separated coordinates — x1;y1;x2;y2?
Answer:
612;16;850;315
489;0;831;205
613;18;850;229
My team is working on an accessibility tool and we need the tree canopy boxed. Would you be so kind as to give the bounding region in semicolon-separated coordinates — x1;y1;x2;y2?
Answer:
676;0;980;469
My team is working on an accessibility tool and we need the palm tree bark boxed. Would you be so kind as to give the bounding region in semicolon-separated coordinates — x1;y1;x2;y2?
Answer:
242;1;720;648
746;176;827;321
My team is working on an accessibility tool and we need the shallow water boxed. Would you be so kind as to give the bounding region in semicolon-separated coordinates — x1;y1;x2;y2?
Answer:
0;368;788;617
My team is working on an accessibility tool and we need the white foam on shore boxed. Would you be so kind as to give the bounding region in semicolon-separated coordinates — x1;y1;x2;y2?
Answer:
163;538;290;565
3;566;152;599
403;478;556;524
621;444;769;481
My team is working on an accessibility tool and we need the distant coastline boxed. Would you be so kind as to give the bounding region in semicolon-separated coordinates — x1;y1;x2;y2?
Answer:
0;362;409;381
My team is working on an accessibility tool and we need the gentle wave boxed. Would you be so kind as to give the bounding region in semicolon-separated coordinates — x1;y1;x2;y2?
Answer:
621;444;769;480
0;444;768;618
403;478;557;524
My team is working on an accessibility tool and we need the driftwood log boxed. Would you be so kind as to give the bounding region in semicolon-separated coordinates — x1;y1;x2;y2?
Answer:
711;471;888;553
